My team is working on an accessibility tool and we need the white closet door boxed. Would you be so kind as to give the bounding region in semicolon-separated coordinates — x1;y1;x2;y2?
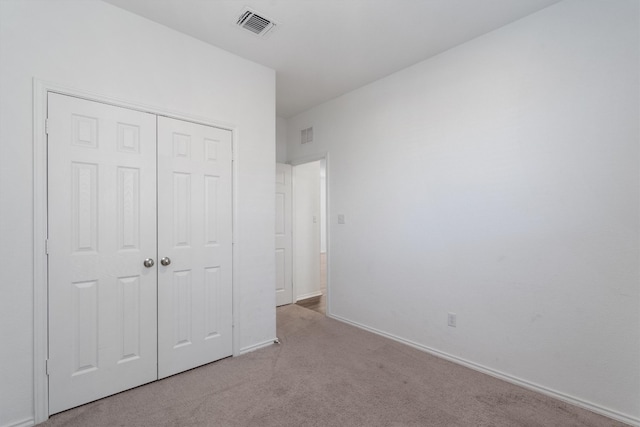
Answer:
157;117;233;378
275;163;293;306
48;93;158;414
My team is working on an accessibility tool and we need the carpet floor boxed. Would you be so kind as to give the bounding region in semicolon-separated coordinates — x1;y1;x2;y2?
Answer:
42;304;626;427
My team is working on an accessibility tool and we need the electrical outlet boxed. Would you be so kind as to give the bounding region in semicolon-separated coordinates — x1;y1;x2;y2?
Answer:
448;312;457;327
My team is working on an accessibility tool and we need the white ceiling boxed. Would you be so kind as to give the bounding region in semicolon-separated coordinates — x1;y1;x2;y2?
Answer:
102;0;561;118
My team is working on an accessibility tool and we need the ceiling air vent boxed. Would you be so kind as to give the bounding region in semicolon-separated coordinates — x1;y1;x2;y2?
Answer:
236;8;277;37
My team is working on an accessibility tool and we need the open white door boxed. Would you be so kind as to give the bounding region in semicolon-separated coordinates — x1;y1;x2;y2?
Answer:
275;163;293;306
48;93;158;414
157;117;233;378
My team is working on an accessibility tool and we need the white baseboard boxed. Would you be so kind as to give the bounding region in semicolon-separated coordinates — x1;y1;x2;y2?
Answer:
239;338;277;355
328;313;639;427
2;417;35;427
296;291;322;301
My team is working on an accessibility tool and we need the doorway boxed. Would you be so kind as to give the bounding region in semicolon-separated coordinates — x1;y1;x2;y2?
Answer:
292;159;327;315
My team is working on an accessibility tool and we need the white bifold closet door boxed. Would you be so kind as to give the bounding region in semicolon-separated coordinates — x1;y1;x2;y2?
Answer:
47;93;232;414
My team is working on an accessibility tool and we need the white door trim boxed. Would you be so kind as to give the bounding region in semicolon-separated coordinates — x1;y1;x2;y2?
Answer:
288;152;330;315
32;79;241;423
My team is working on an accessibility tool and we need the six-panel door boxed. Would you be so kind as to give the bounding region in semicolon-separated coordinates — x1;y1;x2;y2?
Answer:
47;93;158;414
156;116;233;379
275;163;293;306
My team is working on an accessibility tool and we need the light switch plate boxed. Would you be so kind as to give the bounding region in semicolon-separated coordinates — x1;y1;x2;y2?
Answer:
448;312;457;327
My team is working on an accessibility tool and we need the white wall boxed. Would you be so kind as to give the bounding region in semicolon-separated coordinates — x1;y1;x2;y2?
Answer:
293;161;322;300
276;116;288;163
286;0;639;423
0;1;275;426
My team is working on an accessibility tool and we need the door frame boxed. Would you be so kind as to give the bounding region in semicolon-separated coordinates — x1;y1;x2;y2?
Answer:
289;153;330;313
32;79;241;423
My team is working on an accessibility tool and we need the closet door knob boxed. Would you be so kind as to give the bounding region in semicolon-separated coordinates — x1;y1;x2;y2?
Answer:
160;257;171;266
143;258;155;268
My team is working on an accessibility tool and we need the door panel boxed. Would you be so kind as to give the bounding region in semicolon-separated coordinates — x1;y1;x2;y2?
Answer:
275;163;293;306
157;117;233;379
48;93;158;414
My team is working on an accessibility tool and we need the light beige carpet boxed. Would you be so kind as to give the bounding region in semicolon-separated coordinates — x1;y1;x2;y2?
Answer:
42;304;626;426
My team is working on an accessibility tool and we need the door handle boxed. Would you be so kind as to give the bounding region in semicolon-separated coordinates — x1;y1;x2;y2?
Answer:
143;258;155;268
160;257;171;266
